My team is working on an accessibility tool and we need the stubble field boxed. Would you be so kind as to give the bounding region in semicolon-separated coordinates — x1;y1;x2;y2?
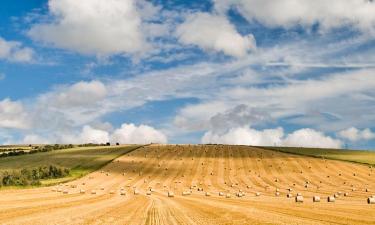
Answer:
1;144;374;225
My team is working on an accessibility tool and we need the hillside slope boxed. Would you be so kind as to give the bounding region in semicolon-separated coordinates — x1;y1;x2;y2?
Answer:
0;145;374;224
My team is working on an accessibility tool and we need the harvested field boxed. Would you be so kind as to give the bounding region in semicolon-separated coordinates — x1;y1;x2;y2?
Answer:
1;145;375;225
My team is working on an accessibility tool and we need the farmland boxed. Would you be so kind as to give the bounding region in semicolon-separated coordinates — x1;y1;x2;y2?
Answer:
0;145;141;186
0;144;374;224
259;146;375;165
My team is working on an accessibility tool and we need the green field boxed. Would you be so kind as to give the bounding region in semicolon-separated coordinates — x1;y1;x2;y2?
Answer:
0;145;141;187
259;146;375;166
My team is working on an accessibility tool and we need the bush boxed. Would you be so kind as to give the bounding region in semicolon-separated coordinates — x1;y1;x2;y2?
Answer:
0;165;70;187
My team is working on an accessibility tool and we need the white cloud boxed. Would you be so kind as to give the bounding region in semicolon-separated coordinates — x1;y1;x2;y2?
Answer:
202;127;283;146
28;0;149;56
283;128;342;148
176;12;256;58
202;127;342;148
338;127;375;142
111;123;167;144
0;37;34;62
52;80;107;108
79;125;110;144
0;98;29;129
214;0;375;32
22;134;50;144
18;122;167;145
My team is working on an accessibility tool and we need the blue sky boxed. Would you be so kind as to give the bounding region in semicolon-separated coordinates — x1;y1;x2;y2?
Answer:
1;0;375;149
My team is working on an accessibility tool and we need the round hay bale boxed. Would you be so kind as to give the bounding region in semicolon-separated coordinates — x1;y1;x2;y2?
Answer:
168;191;174;197
287;193;293;198
219;192;224;196
368;197;375;204
295;195;304;203
146;191;152;195
255;192;260;197
205;192;211;197
197;187;203;191
120;190;126;196
91;190;97;194
80;189;86;194
327;196;335;202
344;192;349;197
225;193;231;198
134;190;140;195
366;188;370;192
297;193;302;196
313;196;320;202
275;192;280;196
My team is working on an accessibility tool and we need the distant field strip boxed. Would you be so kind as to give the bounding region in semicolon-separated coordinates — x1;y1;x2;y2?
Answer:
258;146;375;165
0;145;374;225
0;145;141;186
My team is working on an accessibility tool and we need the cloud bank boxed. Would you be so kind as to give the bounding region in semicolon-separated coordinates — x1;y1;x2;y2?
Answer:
338;127;375;142
22;123;167;145
202;127;342;148
214;0;375;32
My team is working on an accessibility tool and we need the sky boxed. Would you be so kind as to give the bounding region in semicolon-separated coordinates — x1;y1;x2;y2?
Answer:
1;0;375;149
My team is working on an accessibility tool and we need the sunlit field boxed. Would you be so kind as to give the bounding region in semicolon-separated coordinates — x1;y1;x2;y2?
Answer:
0;144;374;224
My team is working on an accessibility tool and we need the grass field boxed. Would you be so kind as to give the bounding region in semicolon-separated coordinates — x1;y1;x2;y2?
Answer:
0;145;141;186
258;146;375;166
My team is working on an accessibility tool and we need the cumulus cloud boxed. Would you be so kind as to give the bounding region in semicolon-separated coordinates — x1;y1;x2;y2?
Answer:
283;128;342;148
338;127;375;142
28;0;149;56
0;98;29;129
202;127;284;146
176;12;256;58
0;37;34;62
202;127;342;148
52;80;107;108
209;104;272;132
214;0;375;32
111;123;167;144
18;123;167;145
